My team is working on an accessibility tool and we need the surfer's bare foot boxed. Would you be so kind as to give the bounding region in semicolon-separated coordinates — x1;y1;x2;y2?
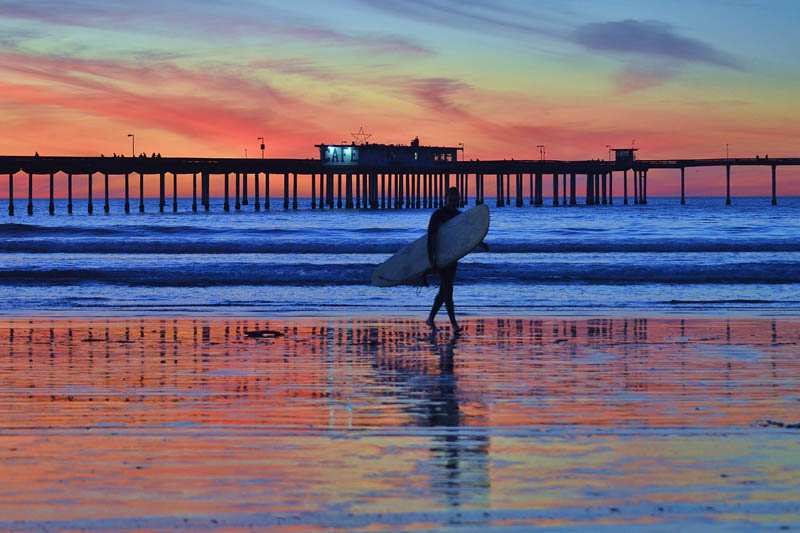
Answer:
426;317;436;328
451;323;462;335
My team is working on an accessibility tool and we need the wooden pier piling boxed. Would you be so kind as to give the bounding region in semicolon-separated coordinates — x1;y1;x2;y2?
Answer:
642;170;648;205
235;173;241;210
536;173;543;206
139;173;145;213
623;170;628;205
68;173;73;214
552;173;559;206
264;173;270;210
311;173;316;209
570;173;577;205
293;173;298;210
633;170;639;205
282;173;288;210
254;172;260;211
562;173;567;206
224;172;231;212
49;173;54;215
203;172;210;211
601;173;607;205
27;172;33;215
8;173;14;216
242;173;248;206
192;173;197;212
528;174;534;205
637;171;643;204
680;168;685;205
172;173;177;213
608;172;613;205
586;173;593;205
725;165;731;206
771;165;777;206
595;173;601;205
159;172;165;213
104;173;110;213
87;172;93;215
495;174;502;208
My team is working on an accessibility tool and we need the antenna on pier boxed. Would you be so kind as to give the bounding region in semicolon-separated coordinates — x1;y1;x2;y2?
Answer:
351;126;372;145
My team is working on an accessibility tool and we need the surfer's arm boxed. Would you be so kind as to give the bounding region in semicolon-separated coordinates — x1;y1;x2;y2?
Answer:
476;241;490;252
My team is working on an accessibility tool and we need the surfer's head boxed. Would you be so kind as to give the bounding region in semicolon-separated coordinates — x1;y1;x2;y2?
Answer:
446;187;460;209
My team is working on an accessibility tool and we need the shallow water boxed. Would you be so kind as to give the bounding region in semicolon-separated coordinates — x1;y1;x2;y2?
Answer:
1;316;798;531
2;197;800;316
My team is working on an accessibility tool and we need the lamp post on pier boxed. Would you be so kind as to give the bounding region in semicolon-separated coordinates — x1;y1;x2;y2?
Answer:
127;134;135;157
537;145;545;161
258;137;266;159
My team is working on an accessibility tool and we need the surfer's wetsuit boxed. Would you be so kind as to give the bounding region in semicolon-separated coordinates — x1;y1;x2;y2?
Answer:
427;204;461;327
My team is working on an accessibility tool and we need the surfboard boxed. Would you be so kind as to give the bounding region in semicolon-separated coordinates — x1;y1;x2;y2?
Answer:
371;204;490;287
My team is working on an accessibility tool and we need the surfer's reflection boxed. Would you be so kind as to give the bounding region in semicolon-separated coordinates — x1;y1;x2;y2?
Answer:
423;333;490;513
367;326;490;514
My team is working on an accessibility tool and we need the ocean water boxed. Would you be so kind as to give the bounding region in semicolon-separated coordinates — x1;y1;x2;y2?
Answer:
1;196;799;317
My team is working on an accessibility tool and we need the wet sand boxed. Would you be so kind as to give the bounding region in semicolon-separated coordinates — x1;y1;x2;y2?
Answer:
1;316;799;531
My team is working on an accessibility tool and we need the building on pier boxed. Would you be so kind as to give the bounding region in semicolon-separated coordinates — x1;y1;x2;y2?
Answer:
613;147;638;164
316;137;461;168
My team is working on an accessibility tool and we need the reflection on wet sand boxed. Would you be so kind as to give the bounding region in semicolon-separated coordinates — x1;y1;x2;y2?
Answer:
1;317;799;531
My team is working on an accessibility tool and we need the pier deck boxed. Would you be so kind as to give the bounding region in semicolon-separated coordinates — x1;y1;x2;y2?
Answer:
2;155;799;215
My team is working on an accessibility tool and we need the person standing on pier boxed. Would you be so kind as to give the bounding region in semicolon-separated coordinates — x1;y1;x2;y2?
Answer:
426;187;463;333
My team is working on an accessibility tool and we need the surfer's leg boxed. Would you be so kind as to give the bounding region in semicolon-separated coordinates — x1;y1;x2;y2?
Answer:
442;266;459;331
444;285;458;330
427;291;444;326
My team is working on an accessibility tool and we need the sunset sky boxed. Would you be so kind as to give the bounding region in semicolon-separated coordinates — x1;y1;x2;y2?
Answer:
1;0;799;195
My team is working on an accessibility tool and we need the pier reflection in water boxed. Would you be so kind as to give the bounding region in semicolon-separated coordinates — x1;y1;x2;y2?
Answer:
0;317;799;531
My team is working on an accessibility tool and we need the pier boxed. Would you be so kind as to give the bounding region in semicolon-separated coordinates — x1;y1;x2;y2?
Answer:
2;154;799;215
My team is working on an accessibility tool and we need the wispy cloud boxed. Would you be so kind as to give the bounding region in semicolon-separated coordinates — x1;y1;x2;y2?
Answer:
573;19;742;70
0;0;431;56
359;0;566;39
399;77;472;117
614;62;680;94
0;50;316;143
251;58;339;82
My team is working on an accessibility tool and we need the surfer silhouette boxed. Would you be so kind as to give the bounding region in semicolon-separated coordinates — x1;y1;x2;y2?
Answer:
426;187;463;332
